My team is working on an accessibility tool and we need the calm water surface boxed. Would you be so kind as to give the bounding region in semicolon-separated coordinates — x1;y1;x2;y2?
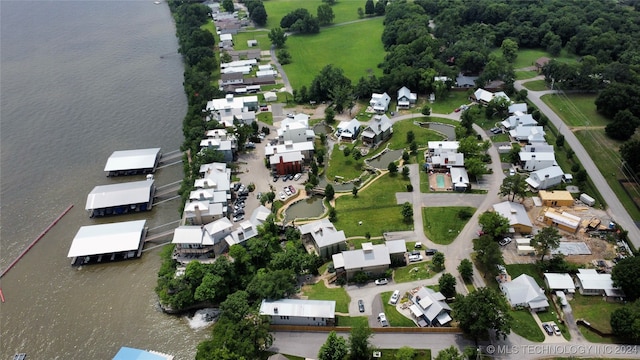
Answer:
1;1;208;358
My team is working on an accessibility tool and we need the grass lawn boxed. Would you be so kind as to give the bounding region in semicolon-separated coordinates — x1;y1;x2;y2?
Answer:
426;117;460;127
537;309;571;340
325;143;366;181
377;349;431;360
380;291;416;327
422;207;477;245
510;309;545;342
302;281;350;313
348;237;384;249
334;173;413;237
394;262;437;283
570;293;624;336
387;119;446;150
523;80;548;91
511;48;578;69
283;18;386;89
336;315;368;327
257;112;273;125
541;93;610;127
232;31;271;51
574;129;640;220
263;0;365;29
505;263;544;287
515;70;539;80
490;133;510;143
428;91;472;114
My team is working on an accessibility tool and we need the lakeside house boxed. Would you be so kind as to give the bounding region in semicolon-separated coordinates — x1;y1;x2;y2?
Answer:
259;299;336;326
369;92;391;114
361;115;392;146
298;219;347;259
332;242;391;280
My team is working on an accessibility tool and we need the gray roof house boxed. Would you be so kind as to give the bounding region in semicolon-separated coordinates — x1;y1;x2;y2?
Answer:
171;217;233;264
575;269;624;298
525;166;566;190
369;92;391;113
510;125;546;143
336;119;361;141
397;86;417;109
450;167;470;192
501;114;538;130
500;274;549;312
543;273;576;293
508;103;528;115
260;299;336;326
298;219;347;258
386;239;407;263
225;205;271;247
519;151;557;172
332;242;391;280
492;201;533;234
409;287;452;327
361;114;392;147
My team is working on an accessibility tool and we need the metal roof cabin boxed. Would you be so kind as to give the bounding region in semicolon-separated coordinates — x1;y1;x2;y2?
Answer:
85;179;155;217
68;220;147;266
104;148;161;176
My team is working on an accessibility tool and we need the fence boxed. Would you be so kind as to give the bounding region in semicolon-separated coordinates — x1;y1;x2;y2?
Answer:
269;325;461;333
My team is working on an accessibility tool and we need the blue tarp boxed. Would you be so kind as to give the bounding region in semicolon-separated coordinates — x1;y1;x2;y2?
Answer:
113;347;169;360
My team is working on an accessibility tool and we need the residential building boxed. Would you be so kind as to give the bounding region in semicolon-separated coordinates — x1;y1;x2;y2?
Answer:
281;113;310;129
183;201;224;225
332;242;391;280
408;287;452;327
369;92;391;113
519;151;557;172
450;167;470;192
220;72;244;86
428;141;459;156
335;119;361;141
525;166;565;190
224;205;271;247
263;91;277;102
455;73;478;88
430;152;464;168
199;138;233;163
508;103;528;115
535;57;551;71
259;299;336;326
472;89;510;106
523;143;554;153
575;269;624;298
543;273;576;293
397;86;417;109
265;141;314;164
543;209;581;233
501;114;538;130
510;125;546;143
539;190;574;207
270;151;304;176
277;122;315;144
171;217;233;263
206;94;258;121
492;201;533;234
500;274;549;312
386;239;407;263
298;219;347;259
361;114;392;146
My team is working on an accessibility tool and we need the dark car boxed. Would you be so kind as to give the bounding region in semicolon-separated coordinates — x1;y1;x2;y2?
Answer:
410;250;421;256
425;249;438;256
542;323;554;335
358;299;365;312
273;176;278;182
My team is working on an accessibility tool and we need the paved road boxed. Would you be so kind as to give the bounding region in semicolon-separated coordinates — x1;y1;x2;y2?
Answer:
514;78;640;249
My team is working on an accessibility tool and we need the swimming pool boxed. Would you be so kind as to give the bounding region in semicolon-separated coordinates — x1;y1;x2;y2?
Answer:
436;174;445;188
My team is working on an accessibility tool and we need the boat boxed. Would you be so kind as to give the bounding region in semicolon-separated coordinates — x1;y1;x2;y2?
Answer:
154;1;161;4
14;354;27;360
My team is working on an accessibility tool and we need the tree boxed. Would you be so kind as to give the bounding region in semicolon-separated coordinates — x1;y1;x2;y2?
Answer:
325;184;335;200
276;49;291;64
323;0;336;5
318;331;348;360
325;106;336;124
309;65;351;101
357;7;364;19
352;186;359;198
439;273;457;298
435;346;463;360
343;147;352;157
222;0;234;13
500;39;518;63
421;104;431;115
458;259;474;282
555;134;565;147
508;143;521;163
268;27;287;48
610;300;640;343
611;256;640;301
620;135;640;178
364;0;375;15
432;252;445;271
388;162;398;175
406;131;415;144
328;206;337;222
348;322;372;360
498;174;527;202
374;0;386;16
402;165;410;179
196;345;246;360
401;201;413;223
606;109;640;141
395;346;416;360
317;4;335;25
530;226;561;262
465;157;488;180
478;211;510;240
246;268;296;300
250;4;267;26
452;287;512;345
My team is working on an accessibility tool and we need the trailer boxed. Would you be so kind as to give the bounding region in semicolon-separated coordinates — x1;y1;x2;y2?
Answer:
580;193;596;206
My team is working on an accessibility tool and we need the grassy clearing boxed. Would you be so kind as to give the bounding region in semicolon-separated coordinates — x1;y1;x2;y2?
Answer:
511;48;578;69
510;309;545;342
380;291;416;327
515;70;539;80
541;93;610;127
257;112;273;125
570;292;623;335
418;150;431;193
422;207;477;245
377;349;432;360
263;0;364;29
387;119;446;150
574;129;640;220
523;80;548;91
325;143;366;181
334;173;412;237
302;281;350;313
491;133;510;143
505;263;544;287
428;91;472;114
348;237;384;249
283;18;386;89
336;315;368;327
394;262;437;283
232;31;271;51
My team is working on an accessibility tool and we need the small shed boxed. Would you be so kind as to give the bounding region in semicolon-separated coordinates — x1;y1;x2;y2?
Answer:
580;193;596;206
247;39;258;47
517;245;536;256
539;190;574;207
264;91;277;102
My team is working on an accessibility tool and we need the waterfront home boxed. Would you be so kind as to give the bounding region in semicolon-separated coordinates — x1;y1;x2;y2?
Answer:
259;299;336;326
298;219;347;259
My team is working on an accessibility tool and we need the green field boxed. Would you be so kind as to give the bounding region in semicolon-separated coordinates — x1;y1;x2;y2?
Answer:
334;173;412;237
511;309;545;342
522;80;548;91
570;293;624;342
302;281;350;313
394;261;437;283
263;0;365;29
541;93;610;127
515;70;539;80
428;91;472;114
380;291;416;327
232;30;272;51
508;48;577;70
387;119;446;150
283;18;385;89
325;143;366;181
422;207;477;245
336;315;368;327
505;264;544;287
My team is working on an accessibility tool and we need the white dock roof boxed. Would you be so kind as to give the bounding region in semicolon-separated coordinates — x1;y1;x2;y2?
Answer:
85;180;154;210
67;220;146;258
104;148;161;172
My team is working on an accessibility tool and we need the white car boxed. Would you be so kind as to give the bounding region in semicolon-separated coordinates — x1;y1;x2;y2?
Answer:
377;312;389;327
408;254;423;262
293;173;302;181
284;187;292;196
374;278;388;285
499;237;512;246
509;168;516;176
279;191;286;200
390;290;400;305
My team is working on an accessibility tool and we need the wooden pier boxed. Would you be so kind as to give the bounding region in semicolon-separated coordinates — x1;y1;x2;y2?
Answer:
157;149;183;169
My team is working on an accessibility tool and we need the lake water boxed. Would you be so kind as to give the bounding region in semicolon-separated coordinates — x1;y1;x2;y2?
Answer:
0;1;209;358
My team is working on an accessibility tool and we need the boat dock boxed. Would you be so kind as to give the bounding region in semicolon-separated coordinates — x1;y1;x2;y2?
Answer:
156;149;183;169
143;220;180;243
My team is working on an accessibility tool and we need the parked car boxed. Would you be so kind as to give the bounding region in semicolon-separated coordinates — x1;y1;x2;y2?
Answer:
499;237;512;246
454;107;461;113
358;299;365;313
410;250;421;256
375;278;388;285
288;185;296;194
233;209;245;217
425;249;438;256
233;215;244;222
279;191;286;200
390;290;400;305
284;187;292;196
377;313;389;327
542;323;554;335
509;168;516;176
408;254;423;262
414;242;422;249
245;142;256;149
287;174;294;181
281;175;288;182
293;173;302;181
273;176;278;182
256;192;262;200
552;323;561;336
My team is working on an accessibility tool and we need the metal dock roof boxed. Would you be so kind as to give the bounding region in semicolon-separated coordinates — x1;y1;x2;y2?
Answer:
67;220;146;258
104;148;161;172
85;180;154;210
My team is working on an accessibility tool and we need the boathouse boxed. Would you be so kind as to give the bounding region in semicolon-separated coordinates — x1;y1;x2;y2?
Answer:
67;220;147;266
85;179;155;217
104;148;162;176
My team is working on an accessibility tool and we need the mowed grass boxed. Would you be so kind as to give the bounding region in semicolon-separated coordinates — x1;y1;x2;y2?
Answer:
302;281;350;313
511;48;578;69
574;129;640;220
571;292;624;342
334;173;412;237
326;143;366;181
380;291;416;327
232;31;271;51
422;207;477;245
428;91;472;114
505;264;544;287
388;119;446;150
515;70;539;80
263;0;364;29
336;315;368;327
394;261;437;283
522;80;548;91
377;349;431;360
510;309;545;342
283;18;385;89
541;93;610;127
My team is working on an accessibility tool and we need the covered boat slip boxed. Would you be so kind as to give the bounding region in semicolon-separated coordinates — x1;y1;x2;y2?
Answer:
86;179;155;217
104;148;161;176
68;220;147;266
